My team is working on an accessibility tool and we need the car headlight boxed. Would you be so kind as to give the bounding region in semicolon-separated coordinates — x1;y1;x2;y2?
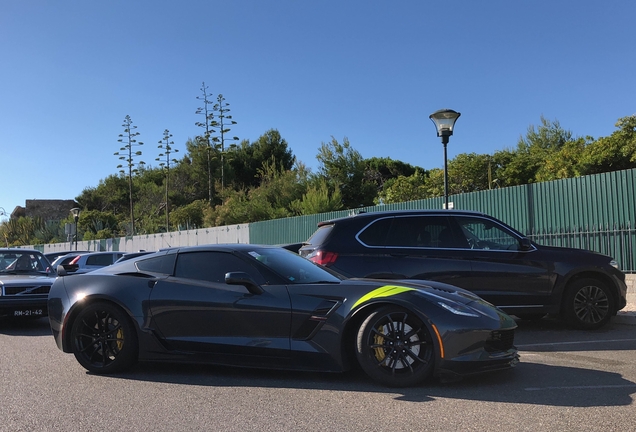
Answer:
438;301;480;317
609;259;620;270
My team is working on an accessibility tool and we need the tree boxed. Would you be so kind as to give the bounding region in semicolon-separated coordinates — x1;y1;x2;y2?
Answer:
76;174;130;215
212;94;239;189
447;153;493;193
535;137;589;181
579;115;636;175
78;209;119;240
316;137;376;209
195;82;217;203
291;178;343;214
375;170;429;204
230;129;295;188
497;117;573;186
363;157;421;193
114;115;144;235
180;137;216;204
171;200;207;230
195;85;240;199
156;129;179;232
0;216;45;246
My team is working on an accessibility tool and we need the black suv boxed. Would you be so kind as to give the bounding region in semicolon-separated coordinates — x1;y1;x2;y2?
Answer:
299;210;628;329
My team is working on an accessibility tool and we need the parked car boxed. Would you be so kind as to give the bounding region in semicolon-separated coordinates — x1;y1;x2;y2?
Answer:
49;253;82;273
48;244;518;387
0;249;56;319
114;251;153;263
44;250;89;263
55;251;125;275
298;210;628;330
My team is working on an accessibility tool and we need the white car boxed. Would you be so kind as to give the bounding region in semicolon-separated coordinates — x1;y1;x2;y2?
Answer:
55;251;125;275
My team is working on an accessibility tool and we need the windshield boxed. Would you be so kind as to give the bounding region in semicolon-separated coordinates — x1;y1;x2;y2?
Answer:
247;247;343;284
0;251;50;274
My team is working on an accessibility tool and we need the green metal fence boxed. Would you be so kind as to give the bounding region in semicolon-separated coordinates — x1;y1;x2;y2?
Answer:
249;168;636;272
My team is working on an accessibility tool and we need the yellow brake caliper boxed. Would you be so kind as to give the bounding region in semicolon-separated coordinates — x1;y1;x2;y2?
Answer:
116;326;124;351
373;325;386;362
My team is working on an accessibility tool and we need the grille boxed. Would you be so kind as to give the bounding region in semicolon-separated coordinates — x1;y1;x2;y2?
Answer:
3;285;51;296
485;329;515;352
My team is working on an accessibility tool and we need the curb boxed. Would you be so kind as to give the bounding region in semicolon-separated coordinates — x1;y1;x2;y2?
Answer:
617;274;636;325
614;311;636;326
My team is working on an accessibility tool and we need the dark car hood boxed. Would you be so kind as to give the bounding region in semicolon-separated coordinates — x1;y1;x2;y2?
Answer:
535;244;613;261
347;277;485;306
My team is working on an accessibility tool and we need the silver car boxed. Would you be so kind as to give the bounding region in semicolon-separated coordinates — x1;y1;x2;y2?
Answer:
55;251;125;275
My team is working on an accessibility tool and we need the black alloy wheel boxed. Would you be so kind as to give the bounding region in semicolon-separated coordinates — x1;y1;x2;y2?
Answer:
356;306;434;387
564;278;614;330
71;302;138;373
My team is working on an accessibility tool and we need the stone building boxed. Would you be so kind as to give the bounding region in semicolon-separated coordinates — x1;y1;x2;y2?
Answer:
11;199;78;222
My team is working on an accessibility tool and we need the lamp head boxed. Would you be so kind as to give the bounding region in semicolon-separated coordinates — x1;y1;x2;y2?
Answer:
429;109;461;143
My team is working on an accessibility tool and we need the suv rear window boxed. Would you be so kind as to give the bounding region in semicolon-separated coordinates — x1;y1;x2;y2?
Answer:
306;224;334;246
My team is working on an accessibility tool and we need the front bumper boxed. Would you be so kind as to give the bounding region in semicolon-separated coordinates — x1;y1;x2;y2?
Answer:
0;296;49;318
436;348;520;380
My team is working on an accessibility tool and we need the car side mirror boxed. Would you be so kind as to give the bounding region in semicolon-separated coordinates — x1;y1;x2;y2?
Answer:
519;237;533;251
225;271;264;295
56;265;68;276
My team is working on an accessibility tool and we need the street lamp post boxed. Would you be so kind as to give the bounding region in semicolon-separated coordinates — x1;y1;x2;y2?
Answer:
70;208;81;250
429;109;461;210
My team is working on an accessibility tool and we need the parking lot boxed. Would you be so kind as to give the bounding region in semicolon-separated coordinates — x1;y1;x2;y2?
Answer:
2;308;635;432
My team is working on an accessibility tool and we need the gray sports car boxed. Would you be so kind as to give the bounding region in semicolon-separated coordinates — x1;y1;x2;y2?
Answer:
48;244;519;387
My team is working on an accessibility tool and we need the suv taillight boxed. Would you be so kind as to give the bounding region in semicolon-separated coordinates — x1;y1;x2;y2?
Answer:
308;250;338;266
69;256;81;265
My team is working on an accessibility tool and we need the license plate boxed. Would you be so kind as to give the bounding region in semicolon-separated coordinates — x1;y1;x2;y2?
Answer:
13;309;44;317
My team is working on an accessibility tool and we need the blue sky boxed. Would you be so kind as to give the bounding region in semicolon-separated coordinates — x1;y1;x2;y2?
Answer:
1;0;634;218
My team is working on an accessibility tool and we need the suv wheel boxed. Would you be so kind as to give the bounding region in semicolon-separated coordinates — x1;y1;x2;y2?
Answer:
563;278;614;330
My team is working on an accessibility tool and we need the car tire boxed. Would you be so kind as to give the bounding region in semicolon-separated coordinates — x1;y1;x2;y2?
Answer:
355;306;434;387
71;302;138;374
563;278;614;330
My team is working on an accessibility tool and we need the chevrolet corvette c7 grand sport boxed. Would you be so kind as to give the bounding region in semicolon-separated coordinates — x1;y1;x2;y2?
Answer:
48;244;519;387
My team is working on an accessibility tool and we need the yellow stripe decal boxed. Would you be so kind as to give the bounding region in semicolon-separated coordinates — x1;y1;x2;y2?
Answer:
352;285;415;309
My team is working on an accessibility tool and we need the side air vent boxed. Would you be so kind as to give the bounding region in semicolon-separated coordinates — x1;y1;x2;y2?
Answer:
292;300;341;340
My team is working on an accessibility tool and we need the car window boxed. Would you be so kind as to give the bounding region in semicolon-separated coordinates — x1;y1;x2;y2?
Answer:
53;255;78;266
174;251;264;284
383;216;465;248
136;254;176;275
86;254;115;266
0;251;48;273
306;224;334;246
247;247;342;284
358;218;392;246
455;216;521;250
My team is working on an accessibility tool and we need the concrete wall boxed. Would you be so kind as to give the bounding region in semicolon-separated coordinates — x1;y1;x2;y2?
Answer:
38;223;249;254
626;274;635;295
